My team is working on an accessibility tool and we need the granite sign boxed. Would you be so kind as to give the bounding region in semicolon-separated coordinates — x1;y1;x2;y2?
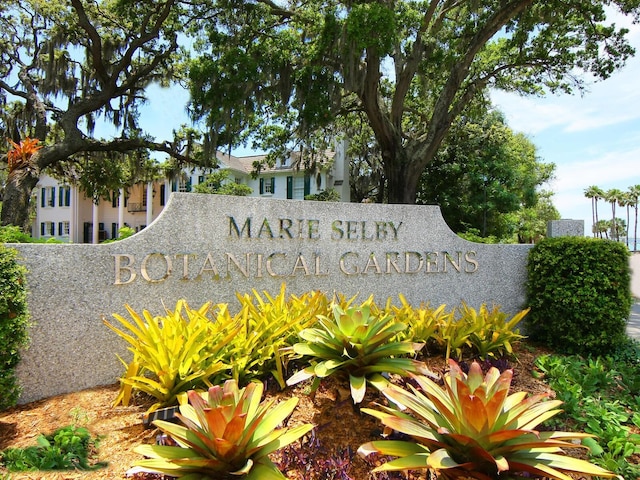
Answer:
11;194;532;403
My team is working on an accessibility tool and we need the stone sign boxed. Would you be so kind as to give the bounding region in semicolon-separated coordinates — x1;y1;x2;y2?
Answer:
11;194;532;403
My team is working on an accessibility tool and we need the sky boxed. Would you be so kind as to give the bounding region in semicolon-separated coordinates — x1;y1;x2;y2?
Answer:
137;12;640;238
490;12;640;236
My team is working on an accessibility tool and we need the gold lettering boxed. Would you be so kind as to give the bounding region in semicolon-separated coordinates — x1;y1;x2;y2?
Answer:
331;220;344;240
113;254;136;285
346;221;358;240
443;251;461;273
426;252;439;273
258;219;274;238
315;253;329;276
141;253;172;283
175;254;193;280
197;253;220;279
291;254;311;276
266;252;286;277
404;251;424;274
363;253;382;274
361;221;374;241
308;220;320;239
376;222;388;240
389;221;403;240
226;253;251;278
256;253;264;278
339;252;359;275
465;251;479;273
228;216;251;238
279;219;293;239
386;252;401;274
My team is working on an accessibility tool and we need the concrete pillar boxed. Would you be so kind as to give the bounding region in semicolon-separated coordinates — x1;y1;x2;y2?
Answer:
92;201;99;244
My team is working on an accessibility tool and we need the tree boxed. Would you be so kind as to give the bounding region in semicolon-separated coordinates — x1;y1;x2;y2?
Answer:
0;0;203;229
188;0;638;204
416;110;554;240
605;188;624;241
584;185;605;238
193;170;253;196
629;184;640;251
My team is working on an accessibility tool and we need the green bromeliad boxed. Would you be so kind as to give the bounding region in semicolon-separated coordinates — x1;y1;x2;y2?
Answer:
287;297;430;403
359;359;619;480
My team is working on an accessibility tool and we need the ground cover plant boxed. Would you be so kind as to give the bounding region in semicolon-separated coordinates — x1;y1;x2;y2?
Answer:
0;425;105;473
534;339;640;479
2;288;638;479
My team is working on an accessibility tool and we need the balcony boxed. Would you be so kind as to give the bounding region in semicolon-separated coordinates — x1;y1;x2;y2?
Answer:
127;202;147;213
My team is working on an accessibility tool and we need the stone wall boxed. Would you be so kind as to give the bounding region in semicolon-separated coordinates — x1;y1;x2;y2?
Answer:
11;194;532;403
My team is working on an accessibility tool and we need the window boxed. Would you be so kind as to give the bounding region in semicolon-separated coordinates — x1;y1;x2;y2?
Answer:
58;221;70;236
58;186;71;207
259;177;275;195
41;187;56;207
172;178;192;192
287;175;311;199
160;184;166;206
41;221;55;236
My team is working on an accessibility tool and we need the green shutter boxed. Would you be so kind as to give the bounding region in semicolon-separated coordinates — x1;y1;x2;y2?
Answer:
287;176;293;199
304;175;311;196
271;177;275;194
260;178;265;194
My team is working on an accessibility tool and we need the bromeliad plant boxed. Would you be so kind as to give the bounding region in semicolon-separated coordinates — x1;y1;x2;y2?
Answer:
104;300;239;412
132;380;314;480
359;359;618;480
286;298;430;403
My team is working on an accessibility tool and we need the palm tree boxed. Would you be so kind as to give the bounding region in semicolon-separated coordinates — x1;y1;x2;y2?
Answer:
619;192;633;247
629;185;640;251
584;186;604;238
605;189;624;241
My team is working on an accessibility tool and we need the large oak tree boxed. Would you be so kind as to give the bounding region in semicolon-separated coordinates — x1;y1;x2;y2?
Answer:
189;0;639;204
0;0;202;228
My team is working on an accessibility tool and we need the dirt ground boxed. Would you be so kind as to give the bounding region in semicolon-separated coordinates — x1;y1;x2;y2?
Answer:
0;347;564;480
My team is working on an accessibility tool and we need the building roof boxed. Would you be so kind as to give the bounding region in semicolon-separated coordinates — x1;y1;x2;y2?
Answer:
216;149;335;175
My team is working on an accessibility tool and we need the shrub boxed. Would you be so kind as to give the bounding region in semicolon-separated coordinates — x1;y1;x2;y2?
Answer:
104;300;234;412
0;245;30;410
526;237;631;356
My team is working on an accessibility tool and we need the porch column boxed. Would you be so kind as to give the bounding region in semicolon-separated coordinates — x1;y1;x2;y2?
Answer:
118;188;125;235
92;201;99;244
146;182;153;227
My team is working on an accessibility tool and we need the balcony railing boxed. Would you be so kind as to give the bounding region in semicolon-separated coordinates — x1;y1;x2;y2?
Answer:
127;202;147;213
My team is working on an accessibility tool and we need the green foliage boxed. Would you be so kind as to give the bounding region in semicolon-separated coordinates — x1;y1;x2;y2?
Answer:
193;170;253;196
286;297;429;403
0;226;35;243
0;245;30;410
227;286;328;388
0;425;105;472
526;237;632;355
304;188;341;202
101;226;135;243
359;360;617;480
535;348;640;478
104;300;235;412
417;111;556;240
133;380;313;480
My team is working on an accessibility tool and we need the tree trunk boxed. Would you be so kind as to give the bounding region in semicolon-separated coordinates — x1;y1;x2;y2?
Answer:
1;167;40;231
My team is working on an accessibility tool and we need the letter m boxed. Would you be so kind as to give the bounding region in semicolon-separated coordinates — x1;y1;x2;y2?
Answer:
229;216;251;238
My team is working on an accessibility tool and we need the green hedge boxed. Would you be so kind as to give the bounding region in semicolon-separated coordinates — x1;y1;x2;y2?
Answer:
526;237;631;356
0;244;30;410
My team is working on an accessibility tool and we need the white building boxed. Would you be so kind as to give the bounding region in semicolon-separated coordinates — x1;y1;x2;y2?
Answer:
31;147;350;243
